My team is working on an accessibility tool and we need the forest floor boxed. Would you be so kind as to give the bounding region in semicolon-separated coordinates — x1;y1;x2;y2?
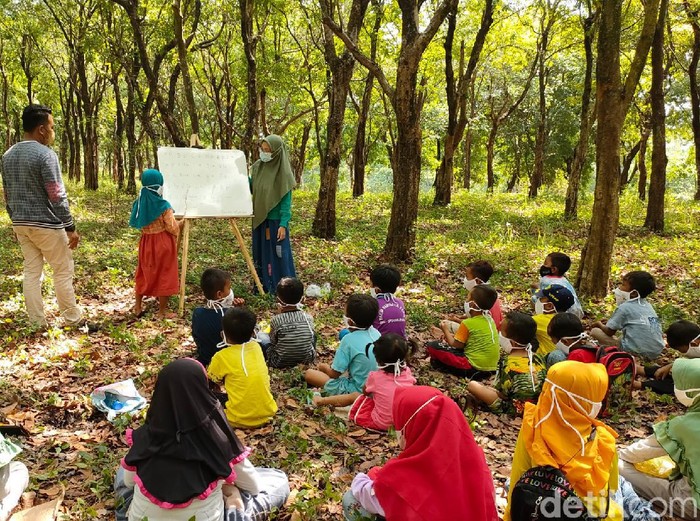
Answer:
0;182;698;520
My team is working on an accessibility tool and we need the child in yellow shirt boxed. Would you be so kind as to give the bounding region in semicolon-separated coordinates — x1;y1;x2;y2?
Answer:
208;307;278;428
533;284;574;356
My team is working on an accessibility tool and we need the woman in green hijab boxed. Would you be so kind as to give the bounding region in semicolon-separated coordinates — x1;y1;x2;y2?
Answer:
250;135;297;294
618;358;700;520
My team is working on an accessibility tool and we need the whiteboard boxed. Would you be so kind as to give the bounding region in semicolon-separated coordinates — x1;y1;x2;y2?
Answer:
157;147;253;218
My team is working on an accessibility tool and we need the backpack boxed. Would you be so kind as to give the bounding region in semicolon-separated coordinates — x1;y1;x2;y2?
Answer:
595;345;636;413
510;465;607;521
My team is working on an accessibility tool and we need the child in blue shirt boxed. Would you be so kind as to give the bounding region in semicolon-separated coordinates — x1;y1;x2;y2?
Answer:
305;294;380;396
532;252;584;318
590;270;664;359
191;268;244;366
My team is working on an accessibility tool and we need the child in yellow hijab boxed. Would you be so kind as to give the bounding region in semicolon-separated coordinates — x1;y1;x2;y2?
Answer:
505;361;622;521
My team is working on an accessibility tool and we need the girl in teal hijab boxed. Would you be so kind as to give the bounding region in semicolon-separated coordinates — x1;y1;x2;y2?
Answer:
129;169;172;229
250;135;297;294
618;358;700;520
130;169;182;317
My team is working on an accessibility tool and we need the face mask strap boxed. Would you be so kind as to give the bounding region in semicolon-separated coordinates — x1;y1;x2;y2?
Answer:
377;360;407;383
536;380;602;456
398;395;439;435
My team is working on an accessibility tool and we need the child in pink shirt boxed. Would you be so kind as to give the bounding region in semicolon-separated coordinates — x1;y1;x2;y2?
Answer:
349;334;417;431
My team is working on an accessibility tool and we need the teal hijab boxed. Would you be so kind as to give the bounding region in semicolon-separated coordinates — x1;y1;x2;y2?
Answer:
250;135;296;230
129;169;172;229
654;358;700;503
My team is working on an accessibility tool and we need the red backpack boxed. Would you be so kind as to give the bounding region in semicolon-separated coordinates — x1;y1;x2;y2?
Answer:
595;345;636;413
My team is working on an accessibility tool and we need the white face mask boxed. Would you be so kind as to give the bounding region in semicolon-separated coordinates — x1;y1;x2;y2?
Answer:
370;287;378;298
554;333;586;355
396;429;406;450
343;315;353;328
259;150;272;162
675;387;700;407
206;289;234;315
686;345;700;359
145;185;163;197
396;395;439;451
613;287;639;305
535;379;603;455
535;300;554;315
499;332;515;353
463;277;482;291
464;300;482;315
277;297;303;311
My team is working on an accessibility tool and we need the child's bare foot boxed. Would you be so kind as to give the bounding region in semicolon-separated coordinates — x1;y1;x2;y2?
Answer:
223;484;244;510
632;380;642;390
312;394;326;406
430;325;444;340
157;310;178;320
635;363;645;375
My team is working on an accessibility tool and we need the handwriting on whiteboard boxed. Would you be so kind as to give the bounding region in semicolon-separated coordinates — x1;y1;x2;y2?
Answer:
157;147;253;218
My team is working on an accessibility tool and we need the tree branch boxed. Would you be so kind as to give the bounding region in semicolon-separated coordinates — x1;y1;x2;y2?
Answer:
623;0;661;106
415;0;459;54
322;16;394;101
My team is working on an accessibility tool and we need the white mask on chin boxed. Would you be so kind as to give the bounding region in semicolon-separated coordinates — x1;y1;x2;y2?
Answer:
675;386;700;407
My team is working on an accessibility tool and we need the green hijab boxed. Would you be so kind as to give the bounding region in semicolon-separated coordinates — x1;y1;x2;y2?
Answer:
250;134;296;230
654;358;700;502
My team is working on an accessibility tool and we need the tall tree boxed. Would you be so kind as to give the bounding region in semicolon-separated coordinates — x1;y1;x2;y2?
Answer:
644;0;668;231
326;0;458;260
528;0;561;198
351;0;382;198
564;5;597;218
173;0;201;138
312;0;371;238
577;0;660;297
683;0;700;201
433;0;494;206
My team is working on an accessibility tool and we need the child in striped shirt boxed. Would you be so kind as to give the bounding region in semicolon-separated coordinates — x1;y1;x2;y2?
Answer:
263;277;316;368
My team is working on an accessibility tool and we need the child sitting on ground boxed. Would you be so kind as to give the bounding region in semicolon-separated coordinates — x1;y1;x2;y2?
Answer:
532;252;584;318
533;284;575;357
305;294;380;396
426;285;499;378
634;320;700;394
314;334;417;431
192;268;245;366
369;264;407;338
208;307;278;428
545;312;598;367
262;277;316;368
466;311;545;415
590;270;664;359
446;260;503;330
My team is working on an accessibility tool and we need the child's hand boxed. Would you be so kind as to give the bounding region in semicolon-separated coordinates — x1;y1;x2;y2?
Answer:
655;365;672;380
233;298;245;306
430;325;444;340
222;485;244;511
177;219;185;229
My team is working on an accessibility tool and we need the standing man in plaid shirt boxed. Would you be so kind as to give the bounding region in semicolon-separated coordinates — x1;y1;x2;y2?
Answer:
1;104;83;328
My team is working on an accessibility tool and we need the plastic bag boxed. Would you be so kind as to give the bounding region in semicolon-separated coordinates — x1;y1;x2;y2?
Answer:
633;455;677;479
91;379;147;422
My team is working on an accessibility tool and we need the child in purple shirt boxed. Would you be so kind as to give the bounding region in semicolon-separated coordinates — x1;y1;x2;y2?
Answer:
370;264;407;338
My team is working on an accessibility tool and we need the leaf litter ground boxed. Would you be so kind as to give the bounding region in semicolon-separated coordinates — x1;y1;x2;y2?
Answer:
0;184;698;519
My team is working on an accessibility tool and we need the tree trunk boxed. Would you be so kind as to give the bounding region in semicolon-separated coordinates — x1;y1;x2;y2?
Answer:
292;123;311;185
507;135;521;192
433;7;458;206
312;0;371;238
463;128;472;190
112;0;186;147
112;68;125;189
577;0;660;297
620;138;642;190
684;1;700;201
173;0;200;136
352;1;381;199
125;50;138;194
637;132;650;200
564;12;597;218
486;123;497;191
644;0;668;231
240;0;258;161
434;0;494;205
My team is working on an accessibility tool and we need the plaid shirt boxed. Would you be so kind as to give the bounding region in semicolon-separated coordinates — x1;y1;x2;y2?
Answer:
1;140;74;231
